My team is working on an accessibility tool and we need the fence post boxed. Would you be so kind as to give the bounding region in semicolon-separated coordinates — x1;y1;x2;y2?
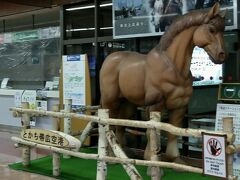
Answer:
223;117;237;180
52;104;60;131
21;102;31;167
63;99;72;159
106;130;142;180
79;121;96;151
96;109;109;180
53;152;61;176
149;112;161;180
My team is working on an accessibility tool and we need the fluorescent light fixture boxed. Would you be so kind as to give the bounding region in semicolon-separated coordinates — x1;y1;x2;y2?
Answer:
66;5;94;11
100;3;112;7
100;27;113;30
66;3;112;11
66;27;113;32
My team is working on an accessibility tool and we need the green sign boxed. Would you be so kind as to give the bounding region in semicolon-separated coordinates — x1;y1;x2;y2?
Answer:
13;30;39;42
218;83;240;101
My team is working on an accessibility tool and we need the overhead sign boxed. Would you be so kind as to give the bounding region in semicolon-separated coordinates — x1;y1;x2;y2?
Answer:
202;133;227;179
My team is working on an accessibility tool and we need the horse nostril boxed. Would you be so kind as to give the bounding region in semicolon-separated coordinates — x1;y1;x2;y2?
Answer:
219;52;225;61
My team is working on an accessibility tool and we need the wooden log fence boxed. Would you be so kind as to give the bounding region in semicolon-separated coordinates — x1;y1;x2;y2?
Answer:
10;102;239;180
9;107;235;143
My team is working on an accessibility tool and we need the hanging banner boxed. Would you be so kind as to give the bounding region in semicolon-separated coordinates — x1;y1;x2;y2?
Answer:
113;0;235;39
62;54;86;109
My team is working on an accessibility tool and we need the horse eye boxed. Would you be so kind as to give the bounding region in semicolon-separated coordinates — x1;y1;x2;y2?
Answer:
209;27;216;33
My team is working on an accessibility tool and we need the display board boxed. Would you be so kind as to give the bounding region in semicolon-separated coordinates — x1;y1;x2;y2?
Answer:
62;54;86;109
60;54;91;145
215;103;240;177
113;0;237;39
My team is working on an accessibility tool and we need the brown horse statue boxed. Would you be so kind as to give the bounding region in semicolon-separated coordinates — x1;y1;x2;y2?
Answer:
100;3;226;161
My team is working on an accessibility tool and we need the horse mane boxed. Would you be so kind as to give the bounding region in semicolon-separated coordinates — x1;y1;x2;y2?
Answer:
157;9;224;51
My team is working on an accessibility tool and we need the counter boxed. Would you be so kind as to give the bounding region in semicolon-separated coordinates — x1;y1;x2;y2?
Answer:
0;89;59;129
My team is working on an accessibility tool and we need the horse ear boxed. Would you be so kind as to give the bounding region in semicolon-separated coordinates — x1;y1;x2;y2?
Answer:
207;2;220;19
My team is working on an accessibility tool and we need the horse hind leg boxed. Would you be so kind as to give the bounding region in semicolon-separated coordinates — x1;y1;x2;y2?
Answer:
115;101;137;147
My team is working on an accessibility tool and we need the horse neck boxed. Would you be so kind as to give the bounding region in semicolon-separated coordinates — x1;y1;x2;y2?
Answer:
165;26;196;79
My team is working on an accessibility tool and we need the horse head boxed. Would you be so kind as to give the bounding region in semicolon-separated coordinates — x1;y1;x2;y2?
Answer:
193;3;226;64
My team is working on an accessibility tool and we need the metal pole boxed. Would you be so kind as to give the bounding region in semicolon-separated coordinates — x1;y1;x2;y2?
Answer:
94;0;101;105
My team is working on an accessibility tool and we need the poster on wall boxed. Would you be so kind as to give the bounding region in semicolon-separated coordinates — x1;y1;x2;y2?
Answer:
215;103;240;177
62;54;86;109
190;47;223;86
113;0;183;38
113;0;236;39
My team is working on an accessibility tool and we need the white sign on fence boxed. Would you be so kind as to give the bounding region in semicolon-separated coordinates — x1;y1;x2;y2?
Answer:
216;103;240;177
203;133;227;178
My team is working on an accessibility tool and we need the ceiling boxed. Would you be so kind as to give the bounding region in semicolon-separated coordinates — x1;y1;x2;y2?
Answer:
0;0;87;17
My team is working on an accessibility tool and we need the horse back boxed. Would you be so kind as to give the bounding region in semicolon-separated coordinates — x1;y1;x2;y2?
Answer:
100;51;147;106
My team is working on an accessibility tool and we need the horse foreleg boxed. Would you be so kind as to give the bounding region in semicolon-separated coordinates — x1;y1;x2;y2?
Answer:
166;107;187;161
144;103;163;160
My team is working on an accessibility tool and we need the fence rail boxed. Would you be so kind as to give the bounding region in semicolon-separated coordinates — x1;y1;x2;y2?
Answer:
10;101;239;180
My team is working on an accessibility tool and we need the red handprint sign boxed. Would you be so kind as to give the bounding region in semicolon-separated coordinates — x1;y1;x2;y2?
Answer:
207;138;222;156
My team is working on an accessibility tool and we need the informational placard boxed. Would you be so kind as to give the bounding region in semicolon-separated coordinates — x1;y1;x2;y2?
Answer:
216;103;240;177
202;133;227;178
21;90;37;109
36;90;48;111
62;54;86;109
14;91;24;107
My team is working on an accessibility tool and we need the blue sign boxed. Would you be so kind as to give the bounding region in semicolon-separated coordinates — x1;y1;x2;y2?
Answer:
67;55;81;61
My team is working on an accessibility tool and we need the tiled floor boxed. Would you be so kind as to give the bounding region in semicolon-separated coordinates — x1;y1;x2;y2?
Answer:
0;126;56;180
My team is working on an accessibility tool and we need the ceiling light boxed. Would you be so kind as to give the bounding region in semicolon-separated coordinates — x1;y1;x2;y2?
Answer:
66;27;113;32
66;3;112;11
